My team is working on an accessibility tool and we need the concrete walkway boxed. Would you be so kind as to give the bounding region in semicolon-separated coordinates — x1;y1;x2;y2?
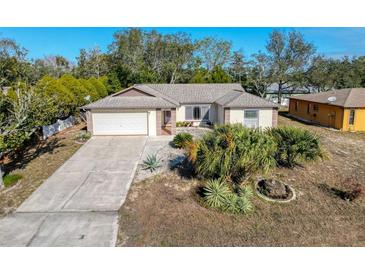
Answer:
0;136;147;246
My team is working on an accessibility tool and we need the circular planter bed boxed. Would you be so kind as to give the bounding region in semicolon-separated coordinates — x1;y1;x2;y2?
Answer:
255;178;296;203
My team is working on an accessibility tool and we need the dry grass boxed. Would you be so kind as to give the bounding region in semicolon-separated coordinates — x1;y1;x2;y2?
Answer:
0;123;85;217
118;116;365;246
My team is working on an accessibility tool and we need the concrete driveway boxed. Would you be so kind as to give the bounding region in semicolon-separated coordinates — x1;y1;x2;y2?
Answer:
0;136;147;246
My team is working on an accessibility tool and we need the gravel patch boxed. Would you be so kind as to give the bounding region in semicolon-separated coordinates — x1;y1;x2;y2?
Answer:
134;136;184;182
176;126;212;138
134;127;211;182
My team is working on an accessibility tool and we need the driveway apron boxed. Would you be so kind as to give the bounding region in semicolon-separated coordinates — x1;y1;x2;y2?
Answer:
0;136;147;246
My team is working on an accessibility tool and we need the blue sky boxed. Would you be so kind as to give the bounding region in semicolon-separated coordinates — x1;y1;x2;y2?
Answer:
0;27;365;62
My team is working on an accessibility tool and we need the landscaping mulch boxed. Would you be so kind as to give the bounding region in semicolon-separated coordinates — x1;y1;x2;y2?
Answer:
118;116;365;246
0;123;85;217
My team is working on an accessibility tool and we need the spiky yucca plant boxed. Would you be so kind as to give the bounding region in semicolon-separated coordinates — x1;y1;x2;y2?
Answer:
203;179;231;209
270;126;324;167
142;153;162;173
203;179;254;214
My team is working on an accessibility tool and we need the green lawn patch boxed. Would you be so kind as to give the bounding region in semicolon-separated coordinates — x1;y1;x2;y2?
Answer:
3;174;23;188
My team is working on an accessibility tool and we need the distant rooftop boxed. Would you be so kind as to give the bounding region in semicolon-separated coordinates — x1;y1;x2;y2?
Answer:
291;88;365;108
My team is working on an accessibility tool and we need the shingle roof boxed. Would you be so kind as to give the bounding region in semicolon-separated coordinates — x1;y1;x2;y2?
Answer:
143;83;245;104
214;90;243;105
82;96;177;109
82;83;277;109
224;92;278;108
291;88;365;108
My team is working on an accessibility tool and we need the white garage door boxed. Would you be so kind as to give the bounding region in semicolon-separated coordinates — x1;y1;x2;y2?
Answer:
92;112;148;135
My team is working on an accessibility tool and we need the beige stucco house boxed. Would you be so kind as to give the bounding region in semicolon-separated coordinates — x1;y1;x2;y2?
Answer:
82;83;278;136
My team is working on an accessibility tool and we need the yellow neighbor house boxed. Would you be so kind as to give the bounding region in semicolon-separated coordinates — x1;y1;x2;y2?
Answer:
288;88;365;131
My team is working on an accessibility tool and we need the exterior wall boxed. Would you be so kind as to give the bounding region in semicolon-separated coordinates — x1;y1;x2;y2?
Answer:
229;109;243;124
148;110;157;136
217;105;224;125
176;105;185;121
343;108;365;131
224;108;230;124
289;98;344;130
229;108;274;128
272;108;278;127
86;111;93;134
176;104;218;123
156;109;162;136
259;109;274;128
171;108;176;135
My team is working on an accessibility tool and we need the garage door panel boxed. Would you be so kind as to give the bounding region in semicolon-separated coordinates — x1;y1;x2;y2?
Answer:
93;112;148;135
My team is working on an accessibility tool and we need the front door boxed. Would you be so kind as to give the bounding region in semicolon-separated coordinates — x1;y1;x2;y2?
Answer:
164;110;171;125
161;110;172;135
329;111;336;128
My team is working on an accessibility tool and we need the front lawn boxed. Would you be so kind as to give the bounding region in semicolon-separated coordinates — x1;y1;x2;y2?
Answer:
0;123;85;216
117;116;365;246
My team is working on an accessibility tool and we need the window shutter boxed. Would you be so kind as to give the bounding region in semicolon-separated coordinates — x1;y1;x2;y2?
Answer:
185;106;193;120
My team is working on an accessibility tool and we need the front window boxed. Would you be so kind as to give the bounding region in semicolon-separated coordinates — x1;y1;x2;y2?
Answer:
313;104;319;111
185;105;210;121
349;109;355;125
193;106;201;120
244;110;259;128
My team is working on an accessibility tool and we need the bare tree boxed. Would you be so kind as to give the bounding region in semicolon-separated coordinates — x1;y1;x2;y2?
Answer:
265;30;315;103
76;47;108;78
246;53;271;97
196;37;232;71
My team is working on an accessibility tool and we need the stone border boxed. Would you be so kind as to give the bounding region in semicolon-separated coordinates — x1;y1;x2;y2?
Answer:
254;181;296;203
74;140;88;145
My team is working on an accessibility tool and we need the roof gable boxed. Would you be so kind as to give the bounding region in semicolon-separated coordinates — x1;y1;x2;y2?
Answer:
114;87;153;97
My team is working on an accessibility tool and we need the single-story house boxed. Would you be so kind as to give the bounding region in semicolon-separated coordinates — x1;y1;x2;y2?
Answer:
82;83;278;136
288;88;365;131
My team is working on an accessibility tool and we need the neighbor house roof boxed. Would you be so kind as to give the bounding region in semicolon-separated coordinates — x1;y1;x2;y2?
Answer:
82;83;277;109
291;88;365;108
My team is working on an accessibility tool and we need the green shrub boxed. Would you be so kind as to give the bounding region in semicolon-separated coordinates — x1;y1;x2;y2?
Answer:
3;173;22;187
203;179;231;209
194;124;277;184
176;121;191;127
203;179;253;214
74;130;91;142
224;193;253;214
270;126;324;167
142;154;161;173
173;133;193;148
